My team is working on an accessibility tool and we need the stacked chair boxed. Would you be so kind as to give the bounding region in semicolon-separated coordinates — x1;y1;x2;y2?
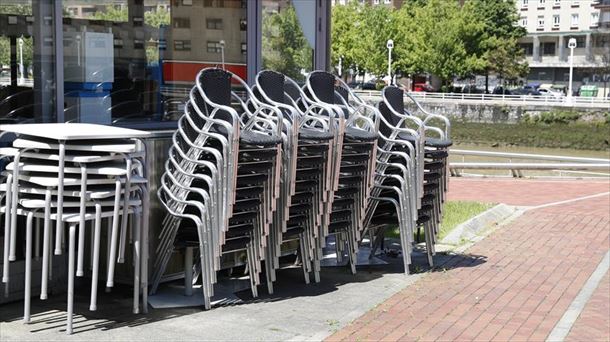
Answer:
0;124;149;334
365;85;451;272
253;70;336;288
154;68;451;310
153;68;285;309
302;72;379;276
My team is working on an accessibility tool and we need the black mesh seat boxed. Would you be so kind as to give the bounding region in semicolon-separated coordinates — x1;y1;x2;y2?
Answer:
425;137;453;148
425;150;449;159
345;127;378;142
240;130;283;147
299;128;334;141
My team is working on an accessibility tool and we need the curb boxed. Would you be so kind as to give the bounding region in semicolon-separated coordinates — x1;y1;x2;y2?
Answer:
439;203;523;248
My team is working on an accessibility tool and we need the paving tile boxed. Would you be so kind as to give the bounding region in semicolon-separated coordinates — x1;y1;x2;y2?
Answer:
327;179;610;342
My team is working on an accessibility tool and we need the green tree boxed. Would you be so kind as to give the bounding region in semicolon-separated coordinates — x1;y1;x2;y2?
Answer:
358;4;398;77
145;7;170;28
91;5;128;22
331;0;362;78
262;5;312;81
395;0;469;88
461;0;528;91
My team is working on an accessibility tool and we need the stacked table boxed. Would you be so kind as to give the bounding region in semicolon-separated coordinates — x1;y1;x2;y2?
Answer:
0;123;150;334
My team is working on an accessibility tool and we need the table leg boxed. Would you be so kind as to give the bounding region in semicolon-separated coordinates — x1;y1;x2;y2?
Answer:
55;141;66;255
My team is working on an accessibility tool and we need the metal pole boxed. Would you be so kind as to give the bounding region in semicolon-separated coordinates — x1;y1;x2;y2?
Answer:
220;40;225;69
18;38;24;84
568;49;574;98
338;55;342;79
387;48;392;84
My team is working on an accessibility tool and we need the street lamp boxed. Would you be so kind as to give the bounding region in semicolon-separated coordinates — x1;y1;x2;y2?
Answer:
338;55;343;79
386;39;394;85
18;37;24;84
219;40;225;69
567;37;577;103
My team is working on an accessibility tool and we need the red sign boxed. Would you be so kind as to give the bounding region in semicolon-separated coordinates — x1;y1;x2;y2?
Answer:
162;60;247;84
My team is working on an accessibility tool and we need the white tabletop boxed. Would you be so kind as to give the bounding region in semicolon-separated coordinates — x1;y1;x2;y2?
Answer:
0;123;151;140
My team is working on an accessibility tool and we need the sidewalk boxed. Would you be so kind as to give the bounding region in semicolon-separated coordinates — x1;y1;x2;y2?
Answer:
328;178;610;341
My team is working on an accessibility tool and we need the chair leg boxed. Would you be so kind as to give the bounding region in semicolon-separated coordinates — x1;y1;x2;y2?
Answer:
424;222;434;267
184;247;193;297
299;235;310;284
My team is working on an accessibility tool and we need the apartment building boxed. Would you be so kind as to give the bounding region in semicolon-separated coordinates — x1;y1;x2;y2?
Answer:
332;0;405;9
517;0;609;89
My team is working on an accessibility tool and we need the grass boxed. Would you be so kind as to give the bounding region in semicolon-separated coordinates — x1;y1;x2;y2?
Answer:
386;200;494;242
451;121;610;151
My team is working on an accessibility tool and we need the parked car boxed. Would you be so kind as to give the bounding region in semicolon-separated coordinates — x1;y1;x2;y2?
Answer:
347;81;362;89
361;82;377;90
462;84;484;94
537;88;564;99
512;87;541;96
492;86;512;95
413;83;434;92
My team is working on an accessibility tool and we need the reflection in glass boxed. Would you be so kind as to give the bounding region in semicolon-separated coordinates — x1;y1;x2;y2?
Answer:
0;0;56;124
62;0;247;126
262;0;313;81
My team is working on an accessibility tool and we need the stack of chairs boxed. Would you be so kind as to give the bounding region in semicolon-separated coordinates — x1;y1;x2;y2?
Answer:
365;85;451;272
302;72;379;275
0;125;149;334
253;70;336;288
154;68;452;309
153;68;284;309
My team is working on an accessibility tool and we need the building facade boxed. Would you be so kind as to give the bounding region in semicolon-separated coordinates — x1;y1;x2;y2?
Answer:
0;0;331;128
516;0;609;92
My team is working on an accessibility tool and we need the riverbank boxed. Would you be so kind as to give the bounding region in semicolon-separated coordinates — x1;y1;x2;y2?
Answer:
452;121;610;151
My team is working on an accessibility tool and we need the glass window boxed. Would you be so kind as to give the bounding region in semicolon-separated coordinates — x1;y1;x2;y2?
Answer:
520;43;534;56
207;41;222;53
537;16;545;28
61;0;247;126
571;13;579;27
262;0;314;82
542;42;556;55
173;17;190;29
206;18;223;30
538;0;545;7
0;0;57;124
553;0;560;6
522;0;529;8
591;13;599;26
553;15;560;27
520;16;528;27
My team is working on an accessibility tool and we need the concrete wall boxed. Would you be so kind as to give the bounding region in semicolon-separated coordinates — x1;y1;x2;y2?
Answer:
402;102;607;123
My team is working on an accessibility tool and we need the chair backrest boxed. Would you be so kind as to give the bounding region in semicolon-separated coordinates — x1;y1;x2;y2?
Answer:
197;68;232;118
382;86;405;115
192;71;234;125
257;70;287;105
377;102;397;138
307;71;335;104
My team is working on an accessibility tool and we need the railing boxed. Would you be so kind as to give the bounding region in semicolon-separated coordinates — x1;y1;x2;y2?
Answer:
354;90;610;108
449;149;610;178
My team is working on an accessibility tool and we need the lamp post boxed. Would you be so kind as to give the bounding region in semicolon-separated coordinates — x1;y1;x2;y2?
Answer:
18;37;24;84
567;38;577;103
338;55;343;79
219;40;225;69
386;39;394;85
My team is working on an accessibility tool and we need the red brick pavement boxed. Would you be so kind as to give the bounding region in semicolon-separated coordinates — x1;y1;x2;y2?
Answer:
565;272;610;342
327;179;610;342
447;178;610;206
